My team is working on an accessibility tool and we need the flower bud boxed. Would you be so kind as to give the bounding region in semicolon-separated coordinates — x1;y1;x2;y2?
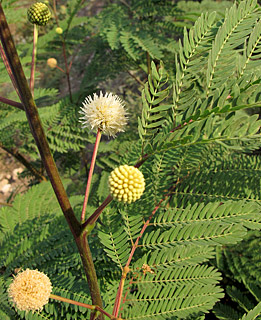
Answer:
27;2;51;26
109;165;145;203
47;58;57;68
60;5;67;14
56;27;63;34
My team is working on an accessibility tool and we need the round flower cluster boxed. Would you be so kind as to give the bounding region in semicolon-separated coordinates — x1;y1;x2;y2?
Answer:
109;165;145;203
47;58;57;68
79;92;127;137
27;2;51;26
8;269;52;312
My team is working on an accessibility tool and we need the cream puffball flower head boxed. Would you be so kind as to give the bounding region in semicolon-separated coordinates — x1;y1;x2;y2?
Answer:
109;165;145;203
79;92;128;137
8;269;52;312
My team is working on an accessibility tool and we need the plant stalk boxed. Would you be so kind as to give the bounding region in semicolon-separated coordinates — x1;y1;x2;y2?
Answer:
50;293;96;311
0;96;23;110
112;180;183;316
0;5;103;316
30;24;38;96
81;128;102;222
0;143;46;182
82;194;113;230
50;294;116;319
112;201;163;317
126;70;144;87
52;0;73;102
146;51;151;76
75;232;104;320
0;202;13;207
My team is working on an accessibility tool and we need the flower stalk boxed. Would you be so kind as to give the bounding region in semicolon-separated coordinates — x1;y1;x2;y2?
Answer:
52;0;73;102
30;24;38;96
79;91;128;228
50;294;119;319
81;128;102;222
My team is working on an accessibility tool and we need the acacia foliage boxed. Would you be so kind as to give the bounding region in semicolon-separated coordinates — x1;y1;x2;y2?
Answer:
0;0;261;319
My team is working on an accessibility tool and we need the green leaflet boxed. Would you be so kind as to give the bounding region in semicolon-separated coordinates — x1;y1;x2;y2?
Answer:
0;182;61;235
206;0;259;94
0;98;90;155
133;245;215;269
0;183;94;320
99;0;194;62
102;143;261;318
0;1;261;319
171;147;261;209
240;302;261;320
124;283;223;320
214;232;261;319
138;61;170;152
98;213;132;268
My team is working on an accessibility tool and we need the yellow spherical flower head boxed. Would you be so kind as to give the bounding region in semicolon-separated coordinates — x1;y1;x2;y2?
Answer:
27;3;51;26
8;269;52;312
109;165;145;203
79;92;128;137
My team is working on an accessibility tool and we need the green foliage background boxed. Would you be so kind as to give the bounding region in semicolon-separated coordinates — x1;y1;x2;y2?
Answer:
0;0;260;319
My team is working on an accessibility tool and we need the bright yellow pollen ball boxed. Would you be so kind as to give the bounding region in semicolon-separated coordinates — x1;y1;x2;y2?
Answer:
108;165;145;203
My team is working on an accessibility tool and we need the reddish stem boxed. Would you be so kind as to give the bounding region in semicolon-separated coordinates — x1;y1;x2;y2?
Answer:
50;294;117;319
121;277;133;306
126;200;163;267
82;194;113;229
68;60;73;71
55;65;65;73
112;200;163;317
0;202;13;207
81;129;102;222
50;293;96;310
0;96;23;110
134;154;149;169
